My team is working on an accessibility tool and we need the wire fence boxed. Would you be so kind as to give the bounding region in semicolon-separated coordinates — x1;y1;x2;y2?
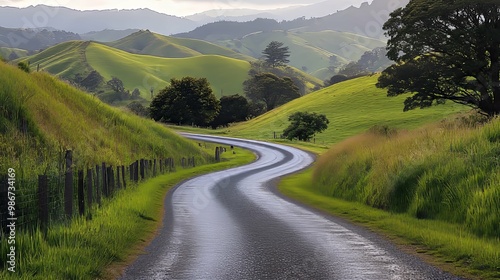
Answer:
0;151;207;236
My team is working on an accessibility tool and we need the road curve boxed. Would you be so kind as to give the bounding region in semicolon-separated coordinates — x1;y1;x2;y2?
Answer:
120;134;462;280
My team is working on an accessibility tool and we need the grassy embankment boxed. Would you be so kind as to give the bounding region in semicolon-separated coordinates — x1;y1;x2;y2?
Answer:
0;61;256;279
280;118;500;279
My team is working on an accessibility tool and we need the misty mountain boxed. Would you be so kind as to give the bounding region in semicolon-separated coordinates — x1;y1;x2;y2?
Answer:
177;0;409;41
0;26;80;51
185;0;381;24
0;5;198;35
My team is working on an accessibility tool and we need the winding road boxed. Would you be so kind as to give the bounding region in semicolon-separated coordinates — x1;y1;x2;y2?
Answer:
121;134;462;280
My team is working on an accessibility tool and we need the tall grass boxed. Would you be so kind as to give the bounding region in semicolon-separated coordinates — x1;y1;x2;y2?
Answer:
0;61;211;179
313;116;500;239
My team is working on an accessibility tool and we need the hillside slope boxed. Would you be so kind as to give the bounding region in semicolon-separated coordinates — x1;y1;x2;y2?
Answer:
228;75;466;145
0;61;210;176
23;41;252;98
218;30;386;78
108;30;254;61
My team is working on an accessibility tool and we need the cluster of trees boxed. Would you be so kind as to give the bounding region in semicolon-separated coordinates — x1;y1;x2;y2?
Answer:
148;76;330;140
72;72;142;103
149;41;307;128
148;77;265;128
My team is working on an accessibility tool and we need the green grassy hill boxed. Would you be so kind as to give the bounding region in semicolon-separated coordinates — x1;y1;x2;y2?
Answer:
214;30;386;79
23;41;252;99
0;47;29;60
86;43;251;98
108;30;254;61
228;75;466;146
0;60;210;177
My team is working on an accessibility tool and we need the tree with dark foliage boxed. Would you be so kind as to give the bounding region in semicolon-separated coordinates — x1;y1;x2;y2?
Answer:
107;76;125;93
150;77;220;126
283;112;329;141
377;0;500;117
210;94;249;128
262;41;290;67
243;72;300;111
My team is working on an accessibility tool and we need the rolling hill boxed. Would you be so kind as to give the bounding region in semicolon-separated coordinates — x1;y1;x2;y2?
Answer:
23;41;253;99
0;60;211;176
23;37;323;100
227;75;466;146
217;30;386;80
107;30;254;61
0;47;29;60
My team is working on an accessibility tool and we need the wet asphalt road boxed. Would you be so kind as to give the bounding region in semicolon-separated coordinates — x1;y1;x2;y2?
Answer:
120;134;463;280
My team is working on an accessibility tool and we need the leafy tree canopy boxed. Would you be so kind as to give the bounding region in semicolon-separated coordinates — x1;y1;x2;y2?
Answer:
243;72;300;112
377;0;500;116
150;77;220;126
210;94;250;128
107;76;125;93
283;112;329;141
262;41;290;67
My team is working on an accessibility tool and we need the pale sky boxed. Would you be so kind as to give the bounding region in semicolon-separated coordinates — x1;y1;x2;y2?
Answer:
0;0;371;17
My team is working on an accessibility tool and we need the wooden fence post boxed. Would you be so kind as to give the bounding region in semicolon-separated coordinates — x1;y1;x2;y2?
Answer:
95;165;101;206
102;163;107;197
86;169;93;213
117;166;121;189
140;159;145;180
64;150;73;219
107;166;114;196
215;147;220;162
38;175;48;230
78;170;85;216
130;162;133;182
0;175;7;233
134;160;139;182
121;166;126;189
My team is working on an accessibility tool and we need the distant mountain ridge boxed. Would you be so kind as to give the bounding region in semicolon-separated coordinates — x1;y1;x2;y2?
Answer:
185;0;371;23
177;0;409;40
0;5;197;35
0;26;80;51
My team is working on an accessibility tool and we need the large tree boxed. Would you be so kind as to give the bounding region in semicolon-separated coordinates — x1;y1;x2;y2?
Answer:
262;41;290;67
243;72;300;111
210;94;250;128
283;112;329;141
150;77;220;126
107;76;125;93
377;0;500;116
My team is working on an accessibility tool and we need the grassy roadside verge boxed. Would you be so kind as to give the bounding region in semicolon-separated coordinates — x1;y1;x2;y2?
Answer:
279;169;500;280
0;147;255;280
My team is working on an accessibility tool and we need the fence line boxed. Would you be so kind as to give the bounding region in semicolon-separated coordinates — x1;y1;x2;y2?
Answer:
0;148;222;236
